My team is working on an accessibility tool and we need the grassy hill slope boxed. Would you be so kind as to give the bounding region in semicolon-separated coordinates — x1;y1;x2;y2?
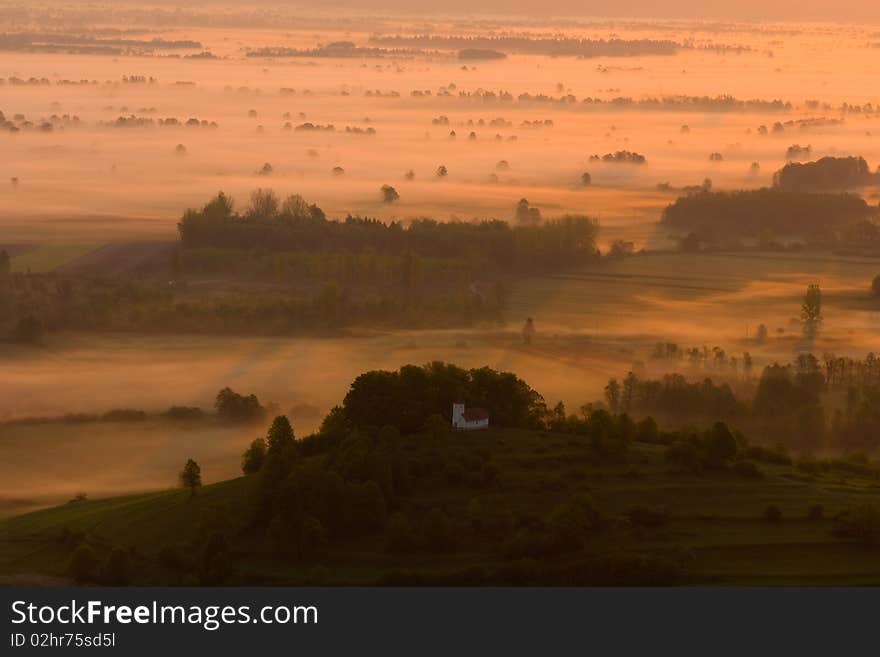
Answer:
2;428;879;586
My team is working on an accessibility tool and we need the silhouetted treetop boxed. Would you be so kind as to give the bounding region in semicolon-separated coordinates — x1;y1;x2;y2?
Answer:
773;156;880;192
178;190;599;271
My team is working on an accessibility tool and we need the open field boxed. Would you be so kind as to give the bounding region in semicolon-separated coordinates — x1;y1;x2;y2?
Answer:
510;251;880;346
0;418;257;518
8;243;105;273
2;16;880;243
2;430;879;585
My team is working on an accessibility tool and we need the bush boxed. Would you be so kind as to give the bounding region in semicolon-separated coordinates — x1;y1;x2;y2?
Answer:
101;547;130;585
420;508;456;552
100;408;147;422
215;387;263;423
385;513;419;553
157;544;194;571
833;504;880;545
443;462;466;485
732;460;764;479
634;416;660;443
241;438;267;474
764;504;782;524
163;406;204;420
625;505;670;528
68;544;99;583
480;462;500;487
380;185;400;203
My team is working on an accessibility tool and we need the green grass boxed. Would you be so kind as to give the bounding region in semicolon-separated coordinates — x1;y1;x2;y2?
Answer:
2;427;879;585
10;243;104;273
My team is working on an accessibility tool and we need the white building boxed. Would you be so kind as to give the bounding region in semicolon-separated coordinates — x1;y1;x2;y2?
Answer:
451;403;489;431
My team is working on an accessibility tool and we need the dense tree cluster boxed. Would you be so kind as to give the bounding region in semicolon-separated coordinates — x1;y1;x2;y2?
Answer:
369;35;679;58
609;352;880;453
0;269;508;338
339;362;547;433
604;372;744;420
178;190;600;272
661;188;874;238
773;156;880;192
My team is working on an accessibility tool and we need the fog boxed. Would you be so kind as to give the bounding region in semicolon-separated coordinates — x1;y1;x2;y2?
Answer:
3;21;879;243
2;8;880;513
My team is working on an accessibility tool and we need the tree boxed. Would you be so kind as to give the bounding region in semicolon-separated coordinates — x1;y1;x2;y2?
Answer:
266;415;295;454
522;317;536;345
101;547;130;585
436;165;448;178
871;274;880;298
11;315;44;344
680;232;700;253
423;413;449;441
755;323;768;343
0;249;9;279
215;387;263;423
604;378;621;413
764;504;782;524
380;185;399;203
198;532;232;585
705;421;738;467
241;438;267;474
68;544;99;583
834;504;880;545
514;198;541;223
180;459;202;496
801;283;822;340
580;172;591;186
247;187;278;219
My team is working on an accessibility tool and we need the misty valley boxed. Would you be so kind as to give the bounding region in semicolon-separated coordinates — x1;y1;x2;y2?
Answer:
2;4;880;586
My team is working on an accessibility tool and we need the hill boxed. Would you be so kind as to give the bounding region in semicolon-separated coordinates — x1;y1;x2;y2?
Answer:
2;426;880;586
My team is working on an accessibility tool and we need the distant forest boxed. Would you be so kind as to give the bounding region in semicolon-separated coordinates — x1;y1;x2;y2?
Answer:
178;190;600;272
773;156;880;192
0;190;602;341
661;188;875;240
368;35;680;58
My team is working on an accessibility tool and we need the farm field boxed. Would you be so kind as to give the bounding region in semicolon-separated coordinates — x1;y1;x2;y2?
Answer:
8;243;105;273
510;251;880;347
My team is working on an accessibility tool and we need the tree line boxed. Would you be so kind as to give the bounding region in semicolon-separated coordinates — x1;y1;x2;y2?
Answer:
177;189;600;272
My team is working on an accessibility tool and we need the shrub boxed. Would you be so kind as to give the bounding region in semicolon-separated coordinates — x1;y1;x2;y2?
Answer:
833;504;880;545
733;460;764;479
100;408;147;422
163;406;204;420
157;544;194;571
443;462;466;485
68;544;99;583
386;513;419;553
625;505;670;528
380;185;400;203
764;504;782;524
241;438;267;474
101;547;130;585
421;508;456;552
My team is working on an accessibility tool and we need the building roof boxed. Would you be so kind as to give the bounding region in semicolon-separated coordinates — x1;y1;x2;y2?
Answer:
463;407;490;422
